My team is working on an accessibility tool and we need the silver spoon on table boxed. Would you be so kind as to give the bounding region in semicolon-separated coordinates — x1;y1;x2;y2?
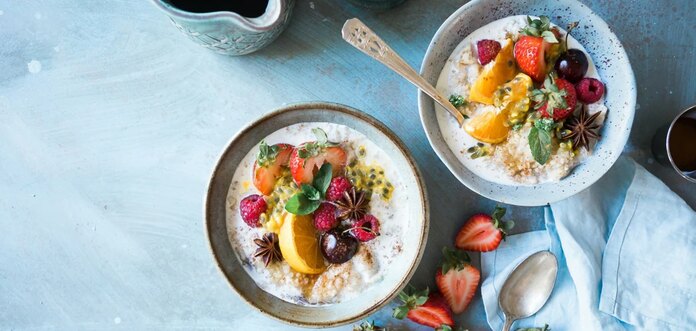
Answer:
341;18;465;126
499;250;558;331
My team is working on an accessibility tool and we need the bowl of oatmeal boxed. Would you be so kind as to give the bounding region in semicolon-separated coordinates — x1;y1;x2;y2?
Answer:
418;0;635;206
205;102;428;327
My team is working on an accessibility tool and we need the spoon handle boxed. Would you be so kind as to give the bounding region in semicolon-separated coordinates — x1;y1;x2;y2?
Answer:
502;317;514;331
341;18;465;126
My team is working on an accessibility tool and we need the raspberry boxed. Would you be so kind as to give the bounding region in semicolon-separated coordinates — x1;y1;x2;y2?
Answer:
326;176;352;201
351;215;380;242
313;202;338;231
239;194;267;227
476;39;502;66
575;78;605;104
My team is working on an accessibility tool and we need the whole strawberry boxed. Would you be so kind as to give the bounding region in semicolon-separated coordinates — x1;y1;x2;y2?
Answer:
435;247;480;314
393;286;454;329
239;194;267;227
532;75;577;121
455;206;514;252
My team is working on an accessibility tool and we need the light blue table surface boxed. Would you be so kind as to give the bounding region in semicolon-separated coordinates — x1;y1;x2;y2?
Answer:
1;0;694;330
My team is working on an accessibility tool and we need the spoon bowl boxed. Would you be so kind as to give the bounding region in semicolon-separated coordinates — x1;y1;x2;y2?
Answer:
499;251;558;331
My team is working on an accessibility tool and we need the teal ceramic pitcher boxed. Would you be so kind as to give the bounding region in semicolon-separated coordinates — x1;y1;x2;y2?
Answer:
152;0;295;56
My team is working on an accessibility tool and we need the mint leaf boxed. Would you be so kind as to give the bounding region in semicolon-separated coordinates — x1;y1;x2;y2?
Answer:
302;184;321;201
312;163;333;197
528;126;552;165
284;193;321;215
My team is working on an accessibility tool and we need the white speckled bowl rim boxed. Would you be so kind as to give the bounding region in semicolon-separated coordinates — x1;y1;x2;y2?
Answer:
418;0;636;206
204;102;429;328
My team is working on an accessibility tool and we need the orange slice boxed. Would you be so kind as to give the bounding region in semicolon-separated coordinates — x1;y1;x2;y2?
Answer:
465;108;510;144
278;213;325;274
492;73;534;126
469;39;517;105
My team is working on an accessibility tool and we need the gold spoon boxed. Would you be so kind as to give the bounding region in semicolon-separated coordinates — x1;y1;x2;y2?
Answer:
341;18;465;126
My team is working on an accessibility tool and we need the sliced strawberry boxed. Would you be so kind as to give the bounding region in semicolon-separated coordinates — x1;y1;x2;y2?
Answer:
393;286;454;329
514;36;549;82
476;39;502;66
435;247;480;314
252;143;293;195
289;145;347;185
535;77;577;121
455;206;514;252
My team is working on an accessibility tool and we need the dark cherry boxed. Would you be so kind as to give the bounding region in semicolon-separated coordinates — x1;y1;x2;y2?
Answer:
320;230;358;264
554;49;588;83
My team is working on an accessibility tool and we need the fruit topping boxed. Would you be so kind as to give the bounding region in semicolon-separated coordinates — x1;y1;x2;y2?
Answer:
532;75;577;121
455;206;514;252
393;286;455;329
285;163;332;215
469;39;517;105
253;232;283;267
253;142;294;195
476;39;502;66
350;214;380;242
467;142;492;159
575;77;605;103
562;105;602;151
332;187;370;221
289;128;347;185
239;194;267;227
435;247;480;314
464;107;511;144
492;73;534;127
278;213;326;274
320;229;359;264
555;49;588;83
313;202;339;232
514;35;551;83
326;176;353;201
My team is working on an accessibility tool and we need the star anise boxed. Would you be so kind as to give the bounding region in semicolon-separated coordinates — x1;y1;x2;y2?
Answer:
253;232;282;267
332;187;370;221
562;106;602;151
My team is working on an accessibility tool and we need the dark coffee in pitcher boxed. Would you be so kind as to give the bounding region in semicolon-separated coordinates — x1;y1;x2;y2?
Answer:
167;0;269;18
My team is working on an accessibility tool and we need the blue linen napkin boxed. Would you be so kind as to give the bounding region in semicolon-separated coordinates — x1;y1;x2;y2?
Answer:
480;156;696;330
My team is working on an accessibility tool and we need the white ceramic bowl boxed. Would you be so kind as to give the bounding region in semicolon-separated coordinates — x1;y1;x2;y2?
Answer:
418;0;636;206
205;102;429;327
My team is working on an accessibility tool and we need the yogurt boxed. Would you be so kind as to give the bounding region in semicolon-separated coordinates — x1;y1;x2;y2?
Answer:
226;122;407;305
435;15;607;185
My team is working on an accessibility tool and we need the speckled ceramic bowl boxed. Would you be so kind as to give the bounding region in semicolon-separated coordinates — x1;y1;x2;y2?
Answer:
418;0;636;206
205;102;428;327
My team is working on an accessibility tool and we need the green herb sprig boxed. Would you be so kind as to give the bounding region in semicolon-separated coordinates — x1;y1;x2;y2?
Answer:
284;163;333;215
528;118;558;165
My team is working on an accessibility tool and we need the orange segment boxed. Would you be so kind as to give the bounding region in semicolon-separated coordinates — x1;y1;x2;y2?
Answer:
278;213;326;274
469;39;517;105
464;108;510;144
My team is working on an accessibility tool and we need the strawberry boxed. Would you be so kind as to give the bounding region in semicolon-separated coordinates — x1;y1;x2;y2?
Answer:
533;76;577;121
514;36;550;82
289;128;347;185
455;206;514;252
393;286;454;329
435;247;480;314
476;39;502;65
252;142;293;195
